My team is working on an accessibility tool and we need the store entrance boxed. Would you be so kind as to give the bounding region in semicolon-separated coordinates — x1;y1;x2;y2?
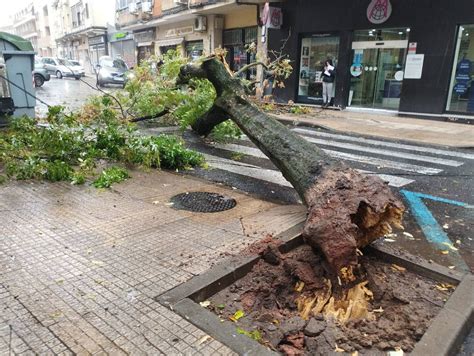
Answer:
349;29;409;110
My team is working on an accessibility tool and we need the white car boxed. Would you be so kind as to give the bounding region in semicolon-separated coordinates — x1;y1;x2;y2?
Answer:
41;57;84;79
68;60;86;77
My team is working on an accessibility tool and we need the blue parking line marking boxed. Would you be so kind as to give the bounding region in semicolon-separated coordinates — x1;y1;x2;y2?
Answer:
400;190;469;270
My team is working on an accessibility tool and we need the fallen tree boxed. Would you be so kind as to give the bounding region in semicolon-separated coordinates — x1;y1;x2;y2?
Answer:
179;56;405;280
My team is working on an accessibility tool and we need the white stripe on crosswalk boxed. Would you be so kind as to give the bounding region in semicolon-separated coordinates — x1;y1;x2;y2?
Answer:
203;154;414;188
203;154;293;187
213;143;443;175
292;128;474;160
299;136;463;167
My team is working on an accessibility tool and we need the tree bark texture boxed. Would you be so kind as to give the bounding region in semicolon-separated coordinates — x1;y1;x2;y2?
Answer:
179;57;405;277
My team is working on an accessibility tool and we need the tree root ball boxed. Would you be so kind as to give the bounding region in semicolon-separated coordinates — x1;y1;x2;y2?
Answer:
303;168;405;277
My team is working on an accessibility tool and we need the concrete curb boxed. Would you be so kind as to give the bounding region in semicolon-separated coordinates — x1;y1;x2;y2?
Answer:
156;225;473;356
271;114;474;149
412;275;474;356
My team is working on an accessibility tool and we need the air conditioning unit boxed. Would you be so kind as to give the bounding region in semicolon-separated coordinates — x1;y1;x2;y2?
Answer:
173;0;188;5
128;2;138;14
193;16;207;32
141;0;152;13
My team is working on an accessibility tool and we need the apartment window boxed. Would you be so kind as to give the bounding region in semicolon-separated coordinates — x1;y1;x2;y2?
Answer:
71;2;83;28
116;0;131;10
85;3;89;19
45;26;51;36
43;6;48;16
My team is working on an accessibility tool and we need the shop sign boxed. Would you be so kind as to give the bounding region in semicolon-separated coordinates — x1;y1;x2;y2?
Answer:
453;82;469;95
367;0;392;25
267;7;282;29
261;3;282;29
165;26;193;38
408;42;417;54
114;32;128;40
134;30;155;43
89;35;105;46
404;54;424;79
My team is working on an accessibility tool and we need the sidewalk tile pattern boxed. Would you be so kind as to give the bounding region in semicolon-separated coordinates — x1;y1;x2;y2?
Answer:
0;171;282;355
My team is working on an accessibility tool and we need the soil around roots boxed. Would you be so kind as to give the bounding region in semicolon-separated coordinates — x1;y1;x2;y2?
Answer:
209;242;452;355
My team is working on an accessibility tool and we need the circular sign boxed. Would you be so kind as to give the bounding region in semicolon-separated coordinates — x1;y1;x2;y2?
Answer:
367;0;393;25
394;70;404;81
350;64;363;77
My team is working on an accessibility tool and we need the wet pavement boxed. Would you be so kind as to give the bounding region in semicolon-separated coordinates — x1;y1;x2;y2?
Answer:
0;169;305;354
35;75;119;117
34;78;474;271
181;128;474;273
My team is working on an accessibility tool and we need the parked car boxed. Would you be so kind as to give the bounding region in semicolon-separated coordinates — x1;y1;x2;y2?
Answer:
41;57;84;79
33;57;51;87
68;60;86;77
96;56;131;88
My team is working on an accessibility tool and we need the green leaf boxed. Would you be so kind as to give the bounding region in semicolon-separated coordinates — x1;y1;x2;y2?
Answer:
232;309;245;321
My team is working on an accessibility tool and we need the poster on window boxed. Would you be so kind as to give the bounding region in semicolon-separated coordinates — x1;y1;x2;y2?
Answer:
404;54;424;79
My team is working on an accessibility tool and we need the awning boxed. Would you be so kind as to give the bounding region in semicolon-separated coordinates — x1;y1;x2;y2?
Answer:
137;41;153;47
155;38;184;47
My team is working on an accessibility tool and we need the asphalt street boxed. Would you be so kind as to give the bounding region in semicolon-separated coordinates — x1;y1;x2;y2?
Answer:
36;77;474;273
34;75;119;117
182;127;474;273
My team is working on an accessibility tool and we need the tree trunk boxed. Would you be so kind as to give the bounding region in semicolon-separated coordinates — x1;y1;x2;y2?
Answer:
179;57;405;279
191;105;228;136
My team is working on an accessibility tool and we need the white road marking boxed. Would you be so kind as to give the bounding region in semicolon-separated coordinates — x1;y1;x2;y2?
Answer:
298;136;463;167
293;128;474;160
213;143;443;175
203;154;293;187
203;154;414;188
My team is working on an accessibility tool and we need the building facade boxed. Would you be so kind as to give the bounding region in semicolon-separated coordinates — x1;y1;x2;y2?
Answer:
53;0;116;73
268;0;474;119
12;3;39;51
114;0;263;75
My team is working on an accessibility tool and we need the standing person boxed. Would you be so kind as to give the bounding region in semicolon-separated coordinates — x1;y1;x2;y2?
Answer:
321;59;336;108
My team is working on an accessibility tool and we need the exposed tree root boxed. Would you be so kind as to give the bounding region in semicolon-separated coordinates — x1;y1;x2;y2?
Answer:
178;56;405;279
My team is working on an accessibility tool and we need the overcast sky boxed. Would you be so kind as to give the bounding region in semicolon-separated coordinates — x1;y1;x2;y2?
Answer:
0;0;31;25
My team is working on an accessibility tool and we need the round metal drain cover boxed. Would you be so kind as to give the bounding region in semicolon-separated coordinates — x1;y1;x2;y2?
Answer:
170;192;237;213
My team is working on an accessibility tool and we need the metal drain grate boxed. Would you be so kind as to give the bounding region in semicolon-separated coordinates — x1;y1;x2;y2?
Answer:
170;192;237;213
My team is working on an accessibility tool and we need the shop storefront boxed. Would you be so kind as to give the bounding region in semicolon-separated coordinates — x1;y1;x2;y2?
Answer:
185;40;204;60
223;27;258;80
134;29;155;64
297;34;340;104
154;17;215;60
269;0;474;119
109;31;136;69
88;34;108;68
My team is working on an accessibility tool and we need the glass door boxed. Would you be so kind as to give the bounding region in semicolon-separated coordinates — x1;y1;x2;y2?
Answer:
349;28;409;110
349;46;406;109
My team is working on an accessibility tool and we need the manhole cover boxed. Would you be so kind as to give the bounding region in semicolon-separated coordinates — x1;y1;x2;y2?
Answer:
170;192;237;213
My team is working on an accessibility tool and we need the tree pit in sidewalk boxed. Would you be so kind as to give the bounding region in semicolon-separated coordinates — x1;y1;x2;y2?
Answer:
207;241;454;355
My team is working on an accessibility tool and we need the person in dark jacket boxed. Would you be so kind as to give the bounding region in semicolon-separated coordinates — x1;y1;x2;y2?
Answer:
321;59;336;108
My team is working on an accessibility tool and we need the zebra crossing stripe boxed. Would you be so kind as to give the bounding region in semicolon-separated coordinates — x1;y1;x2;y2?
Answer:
292;128;474;160
202;154;293;187
213;143;443;175
202;154;414;188
299;136;463;167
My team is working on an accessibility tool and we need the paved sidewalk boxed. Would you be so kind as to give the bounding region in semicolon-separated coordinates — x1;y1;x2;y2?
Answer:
0;170;305;355
273;109;474;148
